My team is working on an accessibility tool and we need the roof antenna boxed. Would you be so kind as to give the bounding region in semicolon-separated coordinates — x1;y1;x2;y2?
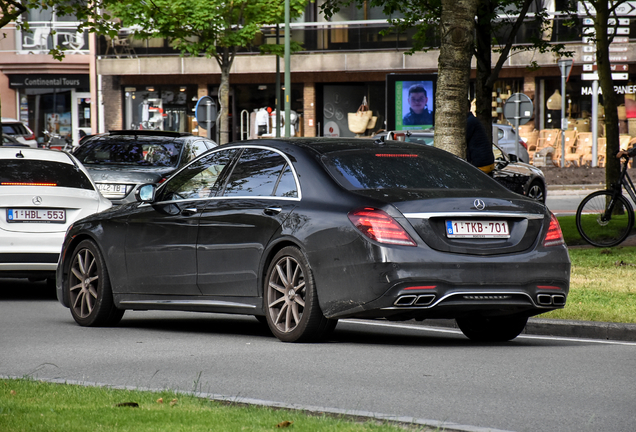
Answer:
15;150;24;158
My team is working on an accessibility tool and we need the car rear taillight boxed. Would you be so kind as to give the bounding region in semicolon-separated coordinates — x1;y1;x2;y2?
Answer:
348;208;416;246
158;177;168;184
543;213;564;247
24;133;36;141
520;139;528;150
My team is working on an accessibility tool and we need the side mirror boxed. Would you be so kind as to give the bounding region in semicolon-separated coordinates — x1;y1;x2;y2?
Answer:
508;153;518;163
135;184;156;203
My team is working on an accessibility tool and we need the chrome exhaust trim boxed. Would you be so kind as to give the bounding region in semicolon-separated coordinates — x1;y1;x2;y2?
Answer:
394;295;417;306
551;295;566;306
414;294;435;306
537;294;553;306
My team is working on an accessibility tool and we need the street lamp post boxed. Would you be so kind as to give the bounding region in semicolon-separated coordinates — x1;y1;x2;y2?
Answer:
284;0;291;137
557;59;573;168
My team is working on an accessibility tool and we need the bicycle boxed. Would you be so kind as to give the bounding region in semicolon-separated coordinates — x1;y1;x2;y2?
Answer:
575;155;636;247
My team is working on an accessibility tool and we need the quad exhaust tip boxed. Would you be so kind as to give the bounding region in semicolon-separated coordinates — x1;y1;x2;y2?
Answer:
537;294;566;306
394;294;435;307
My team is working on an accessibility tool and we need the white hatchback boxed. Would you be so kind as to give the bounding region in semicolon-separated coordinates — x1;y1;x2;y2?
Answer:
0;147;112;284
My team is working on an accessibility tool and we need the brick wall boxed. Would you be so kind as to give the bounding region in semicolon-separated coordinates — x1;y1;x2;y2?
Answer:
303;82;316;137
102;75;122;130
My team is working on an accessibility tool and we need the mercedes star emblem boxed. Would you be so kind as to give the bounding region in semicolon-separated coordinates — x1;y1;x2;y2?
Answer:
473;199;486;210
32;196;43;205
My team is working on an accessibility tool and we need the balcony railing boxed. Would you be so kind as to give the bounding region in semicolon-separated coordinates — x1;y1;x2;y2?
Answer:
18;21;88;55
7;15;636;58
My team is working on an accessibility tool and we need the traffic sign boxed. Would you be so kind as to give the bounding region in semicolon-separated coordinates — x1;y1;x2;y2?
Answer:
195;96;217;131
581;72;630;80
503;93;533;158
503;93;533;125
579;1;636;16
610;64;629;71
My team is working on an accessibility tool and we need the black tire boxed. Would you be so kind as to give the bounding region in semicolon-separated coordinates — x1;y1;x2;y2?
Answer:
527;180;546;203
576;190;634;248
264;246;335;342
456;315;528;342
66;240;124;327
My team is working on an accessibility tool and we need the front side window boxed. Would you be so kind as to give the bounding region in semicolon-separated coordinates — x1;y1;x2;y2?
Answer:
0;160;93;190
223;149;290;197
159;149;237;201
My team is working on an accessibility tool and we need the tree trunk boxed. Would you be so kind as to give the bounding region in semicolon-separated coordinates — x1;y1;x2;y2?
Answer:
474;0;493;143
594;4;620;187
434;0;478;158
218;64;231;145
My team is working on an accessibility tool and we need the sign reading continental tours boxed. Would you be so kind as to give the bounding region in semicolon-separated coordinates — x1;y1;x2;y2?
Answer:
8;74;89;89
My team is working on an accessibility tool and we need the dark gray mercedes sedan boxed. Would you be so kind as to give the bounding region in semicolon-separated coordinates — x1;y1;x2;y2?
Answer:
57;138;570;343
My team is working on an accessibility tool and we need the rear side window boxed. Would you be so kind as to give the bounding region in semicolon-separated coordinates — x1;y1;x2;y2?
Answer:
2;123;29;135
0;160;94;190
223;149;291;197
322;148;500;191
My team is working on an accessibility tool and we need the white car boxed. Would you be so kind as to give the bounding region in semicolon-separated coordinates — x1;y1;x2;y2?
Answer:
2;118;37;148
0;147;112;285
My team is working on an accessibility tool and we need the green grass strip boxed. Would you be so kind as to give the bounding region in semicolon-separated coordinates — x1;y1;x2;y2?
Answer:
0;379;432;432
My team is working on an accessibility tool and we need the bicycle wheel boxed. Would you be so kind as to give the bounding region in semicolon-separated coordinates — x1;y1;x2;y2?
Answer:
576;190;635;247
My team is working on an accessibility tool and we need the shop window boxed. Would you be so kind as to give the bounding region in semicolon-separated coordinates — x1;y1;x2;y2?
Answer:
124;86;197;132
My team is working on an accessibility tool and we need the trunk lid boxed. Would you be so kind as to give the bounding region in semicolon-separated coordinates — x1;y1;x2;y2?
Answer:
359;188;548;255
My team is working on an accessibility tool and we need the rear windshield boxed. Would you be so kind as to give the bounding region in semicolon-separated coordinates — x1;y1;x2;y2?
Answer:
322;148;498;191
74;136;183;167
2;123;29;135
0;160;94;190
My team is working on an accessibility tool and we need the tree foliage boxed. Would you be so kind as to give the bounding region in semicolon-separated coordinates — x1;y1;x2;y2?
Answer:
0;0;118;142
321;0;573;153
108;0;308;144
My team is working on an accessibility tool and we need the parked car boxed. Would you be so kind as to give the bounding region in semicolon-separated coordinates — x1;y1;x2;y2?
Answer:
375;130;546;202
1;118;37;147
56;138;570;343
1;134;29;147
492;143;546;202
0;147;112;285
493;123;530;163
72;130;217;204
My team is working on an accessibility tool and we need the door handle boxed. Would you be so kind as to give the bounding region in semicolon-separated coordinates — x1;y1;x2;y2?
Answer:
181;208;198;216
264;207;282;215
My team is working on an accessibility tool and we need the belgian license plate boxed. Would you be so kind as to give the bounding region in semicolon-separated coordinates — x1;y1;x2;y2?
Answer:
7;208;66;223
97;183;126;196
446;220;510;238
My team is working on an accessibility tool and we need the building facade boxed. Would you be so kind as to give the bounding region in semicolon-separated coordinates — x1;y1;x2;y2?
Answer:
2;3;636;151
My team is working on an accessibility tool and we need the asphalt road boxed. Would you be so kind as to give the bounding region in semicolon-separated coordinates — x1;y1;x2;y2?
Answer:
2;279;636;432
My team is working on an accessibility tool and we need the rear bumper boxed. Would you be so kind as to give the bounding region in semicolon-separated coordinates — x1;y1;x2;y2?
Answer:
0;231;63;274
311;236;570;320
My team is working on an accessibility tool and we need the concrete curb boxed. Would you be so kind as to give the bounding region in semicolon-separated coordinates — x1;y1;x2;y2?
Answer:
548;184;604;191
413;318;636;342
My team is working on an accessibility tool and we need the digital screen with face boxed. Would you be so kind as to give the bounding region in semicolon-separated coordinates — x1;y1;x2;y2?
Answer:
386;74;436;131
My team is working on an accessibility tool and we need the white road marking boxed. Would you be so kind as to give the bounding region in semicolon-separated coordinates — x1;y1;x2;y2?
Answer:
341;319;636;346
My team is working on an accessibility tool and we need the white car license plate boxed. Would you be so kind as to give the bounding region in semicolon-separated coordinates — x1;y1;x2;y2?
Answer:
446;220;510;238
97;183;127;197
7;208;66;223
